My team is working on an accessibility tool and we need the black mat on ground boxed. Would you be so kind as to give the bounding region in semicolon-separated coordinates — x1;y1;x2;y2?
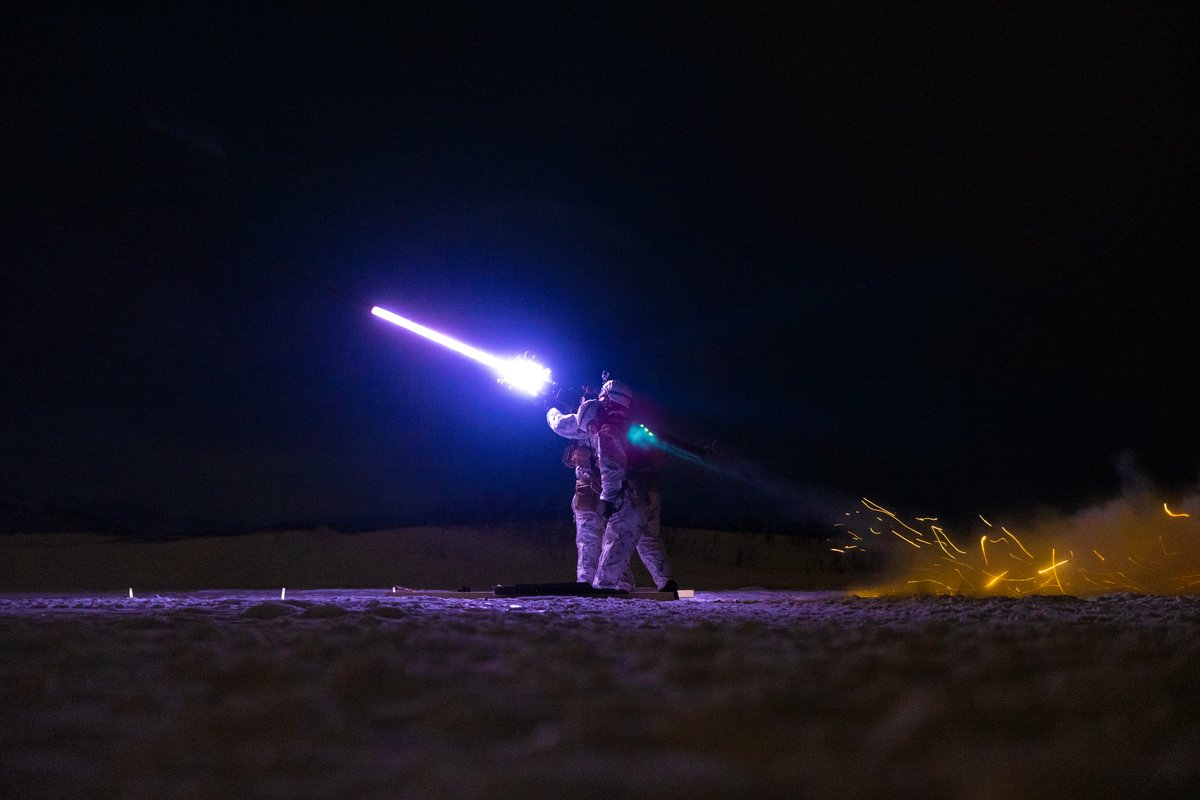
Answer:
493;582;631;598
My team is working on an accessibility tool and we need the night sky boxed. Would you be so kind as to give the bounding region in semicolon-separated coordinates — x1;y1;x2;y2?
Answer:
4;3;1197;533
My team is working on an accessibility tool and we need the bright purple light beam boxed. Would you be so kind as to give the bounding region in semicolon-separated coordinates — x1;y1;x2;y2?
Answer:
370;305;552;396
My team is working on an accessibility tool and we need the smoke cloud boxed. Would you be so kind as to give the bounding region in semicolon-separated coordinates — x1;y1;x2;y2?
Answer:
836;453;1200;596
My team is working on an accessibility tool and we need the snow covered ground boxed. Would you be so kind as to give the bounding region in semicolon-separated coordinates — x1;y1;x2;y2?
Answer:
0;526;855;592
4;588;1198;799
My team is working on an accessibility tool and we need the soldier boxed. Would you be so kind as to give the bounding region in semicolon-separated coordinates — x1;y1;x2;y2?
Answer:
625;421;678;594
588;379;679;592
546;398;632;588
548;379;678;593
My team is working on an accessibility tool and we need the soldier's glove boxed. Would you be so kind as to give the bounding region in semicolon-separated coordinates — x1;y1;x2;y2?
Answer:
600;500;616;519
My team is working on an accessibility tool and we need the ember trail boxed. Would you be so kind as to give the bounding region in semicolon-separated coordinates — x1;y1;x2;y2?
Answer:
834;496;1200;597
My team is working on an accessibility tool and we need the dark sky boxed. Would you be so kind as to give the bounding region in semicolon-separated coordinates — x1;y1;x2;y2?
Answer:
3;2;1197;533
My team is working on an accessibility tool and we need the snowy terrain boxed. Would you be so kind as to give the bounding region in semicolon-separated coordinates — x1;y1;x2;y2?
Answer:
3;588;1198;799
0;526;854;593
4;514;1200;798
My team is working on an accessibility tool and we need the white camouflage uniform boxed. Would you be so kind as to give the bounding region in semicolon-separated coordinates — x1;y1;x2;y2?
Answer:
548;382;676;592
587;398;642;590
625;450;675;591
546;400;634;588
588;378;680;591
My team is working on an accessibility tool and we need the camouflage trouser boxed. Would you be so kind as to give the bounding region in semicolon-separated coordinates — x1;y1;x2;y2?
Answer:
571;494;604;583
632;489;674;590
591;496;640;590
572;494;634;587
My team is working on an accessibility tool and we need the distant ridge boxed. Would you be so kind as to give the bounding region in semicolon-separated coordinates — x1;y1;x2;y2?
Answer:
0;498;130;535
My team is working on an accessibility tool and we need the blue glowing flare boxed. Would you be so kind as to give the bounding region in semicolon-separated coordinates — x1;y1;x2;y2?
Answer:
371;305;552;396
498;353;554;396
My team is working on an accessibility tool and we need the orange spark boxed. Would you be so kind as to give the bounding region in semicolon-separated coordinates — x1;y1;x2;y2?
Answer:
908;579;954;591
954;568;976;590
861;498;928;538
1164;502;1190;518
1038;556;1070;575
932;527;966;556
1001;527;1034;559
1039;548;1067;594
